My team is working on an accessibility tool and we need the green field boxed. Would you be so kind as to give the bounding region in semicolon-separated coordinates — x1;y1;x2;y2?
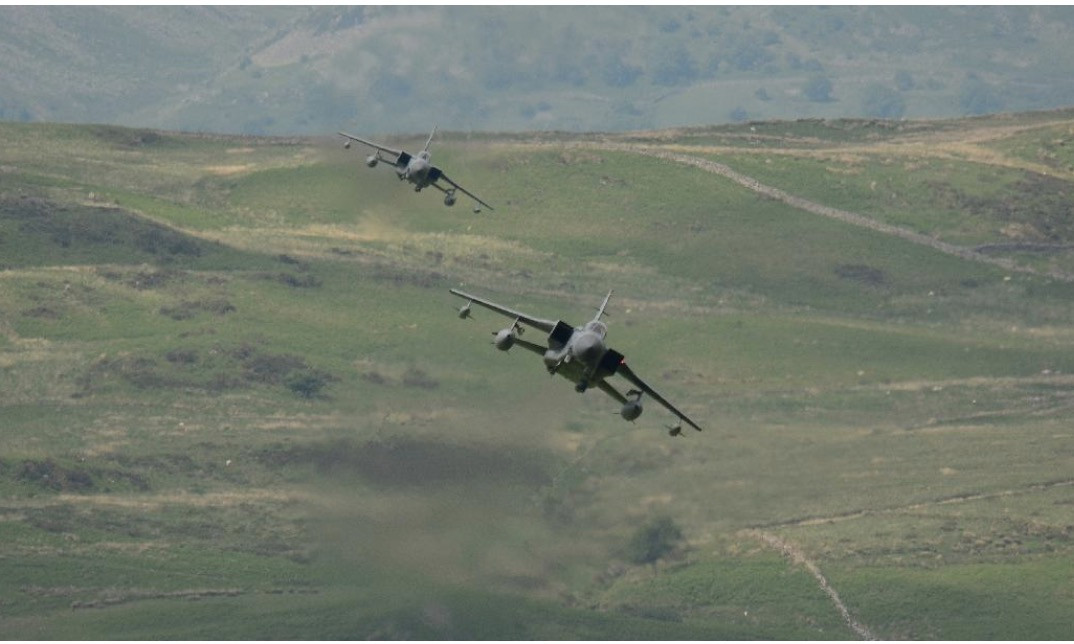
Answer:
2;112;1074;639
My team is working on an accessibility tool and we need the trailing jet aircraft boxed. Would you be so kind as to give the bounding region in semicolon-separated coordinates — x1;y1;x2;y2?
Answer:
338;127;494;213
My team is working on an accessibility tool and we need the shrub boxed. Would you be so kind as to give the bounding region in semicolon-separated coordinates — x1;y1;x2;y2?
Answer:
402;367;439;390
288;371;329;399
626;516;684;564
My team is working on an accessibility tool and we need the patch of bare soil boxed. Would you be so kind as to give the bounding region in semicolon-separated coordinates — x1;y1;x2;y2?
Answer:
743;530;876;640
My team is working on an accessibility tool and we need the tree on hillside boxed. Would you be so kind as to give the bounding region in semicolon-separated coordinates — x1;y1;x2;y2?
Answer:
602;56;643;87
803;75;834;102
730;40;773;72
549;24;589;87
959;78;1004;115
651;43;699;86
862;83;906;118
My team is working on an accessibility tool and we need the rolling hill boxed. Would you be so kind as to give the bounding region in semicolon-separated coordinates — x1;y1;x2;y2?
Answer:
1;110;1074;638
4;6;1074;135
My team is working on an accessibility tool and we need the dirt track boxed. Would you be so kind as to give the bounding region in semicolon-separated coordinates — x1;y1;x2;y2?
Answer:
576;142;1074;283
743;529;876;640
753;477;1074;531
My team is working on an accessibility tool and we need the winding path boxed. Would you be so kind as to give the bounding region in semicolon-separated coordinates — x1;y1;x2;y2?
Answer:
579;142;1074;283
753;477;1074;531
743;529;876;640
736;478;1074;640
548;135;1074;639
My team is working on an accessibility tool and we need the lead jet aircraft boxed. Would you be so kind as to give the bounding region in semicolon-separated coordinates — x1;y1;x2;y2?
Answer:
338;127;494;213
450;288;702;436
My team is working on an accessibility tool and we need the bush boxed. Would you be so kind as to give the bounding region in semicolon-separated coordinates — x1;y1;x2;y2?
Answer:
625;516;684;564
287;371;328;399
401;367;439;390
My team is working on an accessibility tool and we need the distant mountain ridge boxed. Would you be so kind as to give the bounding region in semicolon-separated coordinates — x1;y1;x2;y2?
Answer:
3;6;1074;136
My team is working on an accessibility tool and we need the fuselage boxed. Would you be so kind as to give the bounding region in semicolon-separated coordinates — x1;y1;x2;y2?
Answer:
400;150;432;186
543;320;608;384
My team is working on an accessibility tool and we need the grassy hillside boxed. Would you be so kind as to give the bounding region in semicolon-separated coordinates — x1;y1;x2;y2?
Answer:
2;111;1074;638
4;7;1074;135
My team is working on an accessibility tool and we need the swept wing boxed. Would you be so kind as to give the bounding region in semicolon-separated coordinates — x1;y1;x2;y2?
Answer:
449;288;557;334
616;362;702;432
596;379;629;405
337;132;408;166
432;171;495;212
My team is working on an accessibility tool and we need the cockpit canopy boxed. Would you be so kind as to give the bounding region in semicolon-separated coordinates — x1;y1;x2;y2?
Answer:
583;320;608;337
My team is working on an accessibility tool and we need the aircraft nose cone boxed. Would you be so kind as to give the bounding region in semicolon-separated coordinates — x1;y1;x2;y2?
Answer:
573;334;604;364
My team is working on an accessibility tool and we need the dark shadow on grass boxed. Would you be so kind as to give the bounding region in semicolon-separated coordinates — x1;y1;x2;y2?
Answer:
254;437;554;488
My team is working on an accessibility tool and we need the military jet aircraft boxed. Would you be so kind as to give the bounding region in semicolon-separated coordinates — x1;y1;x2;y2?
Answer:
450;288;702;436
338;127;494;213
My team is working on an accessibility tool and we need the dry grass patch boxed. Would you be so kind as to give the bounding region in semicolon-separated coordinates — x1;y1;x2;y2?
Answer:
204;164;255;176
50;489;309;510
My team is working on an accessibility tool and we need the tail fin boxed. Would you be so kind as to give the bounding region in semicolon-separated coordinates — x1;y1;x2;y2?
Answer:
423;125;437;153
594;290;613;321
